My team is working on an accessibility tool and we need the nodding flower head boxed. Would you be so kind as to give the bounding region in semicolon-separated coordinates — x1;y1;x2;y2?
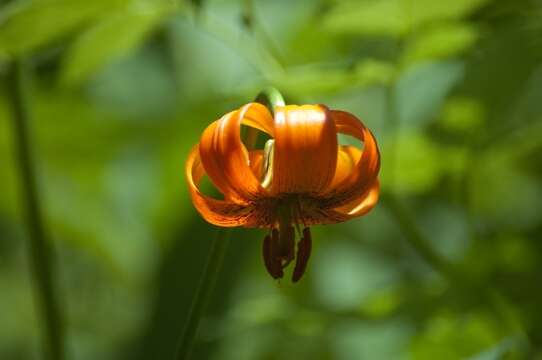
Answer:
186;102;380;282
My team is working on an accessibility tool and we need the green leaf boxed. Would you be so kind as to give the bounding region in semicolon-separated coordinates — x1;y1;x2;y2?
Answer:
324;0;405;37
470;154;542;231
438;97;485;133
354;59;397;86
324;0;491;38
273;68;350;95
467;337;519;360
0;0;122;56
61;5;171;85
402;0;491;30
395;61;464;127
402;22;479;64
359;289;402;318
410;312;502;359
380;132;442;194
260;59;396;97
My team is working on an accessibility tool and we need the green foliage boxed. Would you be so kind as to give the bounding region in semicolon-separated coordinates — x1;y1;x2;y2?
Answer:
0;0;119;55
438;97;485;133
324;0;490;37
395;61;464;127
61;4;172;85
1;0;542;359
268;59;395;96
380;132;442;194
470;151;542;230
402;22;479;64
410;311;502;359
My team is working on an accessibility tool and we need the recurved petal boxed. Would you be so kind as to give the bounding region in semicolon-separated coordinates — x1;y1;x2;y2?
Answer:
242;102;275;136
323;110;380;208
330;145;362;189
272;105;338;195
186;145;264;227
248;150;265;181
299;180;380;225
199;103;272;203
329;179;380;219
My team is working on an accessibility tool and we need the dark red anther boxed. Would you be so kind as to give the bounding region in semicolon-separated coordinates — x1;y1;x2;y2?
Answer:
271;229;283;269
292;227;312;283
263;234;283;279
271;229;279;252
280;226;296;265
302;227;312;242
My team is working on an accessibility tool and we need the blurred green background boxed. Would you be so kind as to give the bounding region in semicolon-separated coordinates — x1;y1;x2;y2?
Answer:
1;0;542;359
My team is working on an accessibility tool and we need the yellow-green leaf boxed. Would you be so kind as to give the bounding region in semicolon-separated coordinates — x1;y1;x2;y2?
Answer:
61;6;171;85
0;0;123;56
324;0;491;38
402;22;479;64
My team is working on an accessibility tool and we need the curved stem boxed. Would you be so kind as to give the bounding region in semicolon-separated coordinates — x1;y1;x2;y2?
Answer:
245;87;285;150
6;60;64;360
255;86;285;113
175;230;230;360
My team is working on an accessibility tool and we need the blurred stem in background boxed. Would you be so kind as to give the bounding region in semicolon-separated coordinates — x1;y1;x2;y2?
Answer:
379;27;530;348
381;194;531;350
384;84;399;191
380;30;530;347
175;229;230;360
175;87;285;360
5;60;64;360
241;0;284;66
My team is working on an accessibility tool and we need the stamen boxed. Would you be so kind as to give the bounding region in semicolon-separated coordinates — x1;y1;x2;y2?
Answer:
264;199;314;282
271;228;279;244
292;227;312;283
262;231;283;279
271;229;280;262
292;197;304;238
276;200;295;267
295;197;306;228
280;225;295;265
271;229;283;278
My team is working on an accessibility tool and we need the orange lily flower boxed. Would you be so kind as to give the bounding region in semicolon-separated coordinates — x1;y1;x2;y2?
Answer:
186;102;380;282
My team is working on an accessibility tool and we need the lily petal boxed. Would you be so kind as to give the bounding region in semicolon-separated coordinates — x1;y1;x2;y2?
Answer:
298;180;379;225
242;102;275;136
330;179;380;218
186;145;264;227
330;145;362;189
323;110;380;208
272;105;338;195
199;103;273;203
248;150;265;181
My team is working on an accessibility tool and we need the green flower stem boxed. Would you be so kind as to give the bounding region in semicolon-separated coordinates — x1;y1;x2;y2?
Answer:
255;86;286;112
175;229;230;360
175;88;285;360
245;87;285;150
6;60;64;360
